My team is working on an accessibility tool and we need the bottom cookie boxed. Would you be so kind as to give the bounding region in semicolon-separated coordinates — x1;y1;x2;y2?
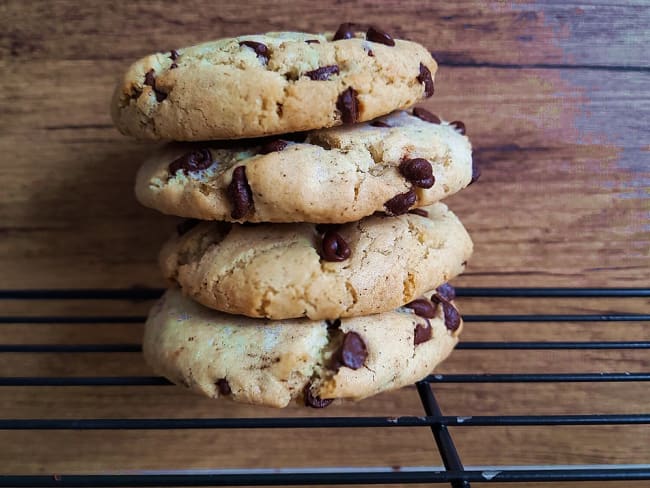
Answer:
143;286;462;408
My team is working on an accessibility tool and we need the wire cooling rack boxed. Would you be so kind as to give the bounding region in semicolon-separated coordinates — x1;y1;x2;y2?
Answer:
1;287;649;486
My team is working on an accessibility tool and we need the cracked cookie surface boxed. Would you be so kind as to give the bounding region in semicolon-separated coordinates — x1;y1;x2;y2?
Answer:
143;286;462;408
159;203;473;320
135;110;473;223
111;31;437;140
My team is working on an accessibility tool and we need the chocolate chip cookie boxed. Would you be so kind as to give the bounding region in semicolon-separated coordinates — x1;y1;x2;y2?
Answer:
135;110;474;223
143;286;462;408
111;28;437;140
159;203;473;320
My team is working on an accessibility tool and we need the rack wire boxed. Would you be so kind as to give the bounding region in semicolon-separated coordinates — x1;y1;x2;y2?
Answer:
1;287;649;486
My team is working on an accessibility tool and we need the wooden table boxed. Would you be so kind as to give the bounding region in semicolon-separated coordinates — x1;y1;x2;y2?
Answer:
1;1;648;486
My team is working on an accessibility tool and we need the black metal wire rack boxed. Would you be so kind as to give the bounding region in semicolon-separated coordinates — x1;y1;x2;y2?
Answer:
1;287;649;487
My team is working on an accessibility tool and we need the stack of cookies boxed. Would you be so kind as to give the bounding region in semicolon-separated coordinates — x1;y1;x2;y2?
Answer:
111;25;478;408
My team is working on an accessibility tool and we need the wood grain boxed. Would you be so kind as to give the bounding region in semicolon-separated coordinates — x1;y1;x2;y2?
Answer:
0;1;648;486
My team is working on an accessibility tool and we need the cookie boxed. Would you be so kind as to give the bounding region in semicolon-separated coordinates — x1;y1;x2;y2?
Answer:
160;203;473;320
143;286;462;408
111;28;437;141
135;110;474;223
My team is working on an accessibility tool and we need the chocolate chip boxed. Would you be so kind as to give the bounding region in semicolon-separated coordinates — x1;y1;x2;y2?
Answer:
399;158;435;189
239;40;269;63
370;120;391;128
326;319;341;330
340;332;367;369
409;208;428;217
384;188;417;216
417;62;434;98
450;120;466;135
169;51;179;69
366;26;395;46
405;298;437;318
315;223;341;234
333;23;357;41
336;87;359;124
304;384;334;408
414;319;433;345
168;148;213;176
321;231;351;262
442;301;461;331
143;69;167;102
412;107;441;124
433;283;456;302
305;39;320;44
305;65;340;81
469;161;481;185
176;219;200;236
228;166;254;220
366;49;374;57
216;378;231;395
259;139;289;154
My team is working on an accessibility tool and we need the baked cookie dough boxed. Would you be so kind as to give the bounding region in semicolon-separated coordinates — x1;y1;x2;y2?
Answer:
160;203;473;320
135;110;474;223
143;285;462;408
111;27;437;140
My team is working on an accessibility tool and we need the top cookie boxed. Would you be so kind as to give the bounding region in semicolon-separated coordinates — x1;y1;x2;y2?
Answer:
111;27;437;140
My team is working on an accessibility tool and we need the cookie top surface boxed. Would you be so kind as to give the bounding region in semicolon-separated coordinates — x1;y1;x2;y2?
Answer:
111;29;437;140
135;110;474;223
143;286;462;408
160;202;473;320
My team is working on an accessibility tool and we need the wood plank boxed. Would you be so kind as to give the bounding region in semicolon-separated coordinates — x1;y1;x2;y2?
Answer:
1;1;648;67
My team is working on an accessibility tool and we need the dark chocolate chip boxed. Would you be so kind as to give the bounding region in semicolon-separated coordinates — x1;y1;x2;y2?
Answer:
414;319;433;345
433;283;456;302
169;52;179;68
450;120;466;135
144;69;156;87
366;49;374;57
239;40;269;63
176;218;200;236
228;166;254;220
340;332;368;369
370;120;391;127
384;188;417;216
336;87;359;124
168;148;213;176
366;26;395;46
259;139;289;154
399;158;435;189
321;231;351;262
409;208;429;217
305;65;340;81
417;62;434;98
216;378;231;395
412;107;441;124
143;69;167;102
405;298;437;319
315;223;341;234
304;384;334;408
326;319;341;330
442;301;461;331
144;70;167;102
305;39;320;44
333;23;357;41
469;161;481;185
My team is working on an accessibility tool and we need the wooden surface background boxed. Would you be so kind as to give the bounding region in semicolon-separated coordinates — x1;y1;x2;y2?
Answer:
1;1;648;486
